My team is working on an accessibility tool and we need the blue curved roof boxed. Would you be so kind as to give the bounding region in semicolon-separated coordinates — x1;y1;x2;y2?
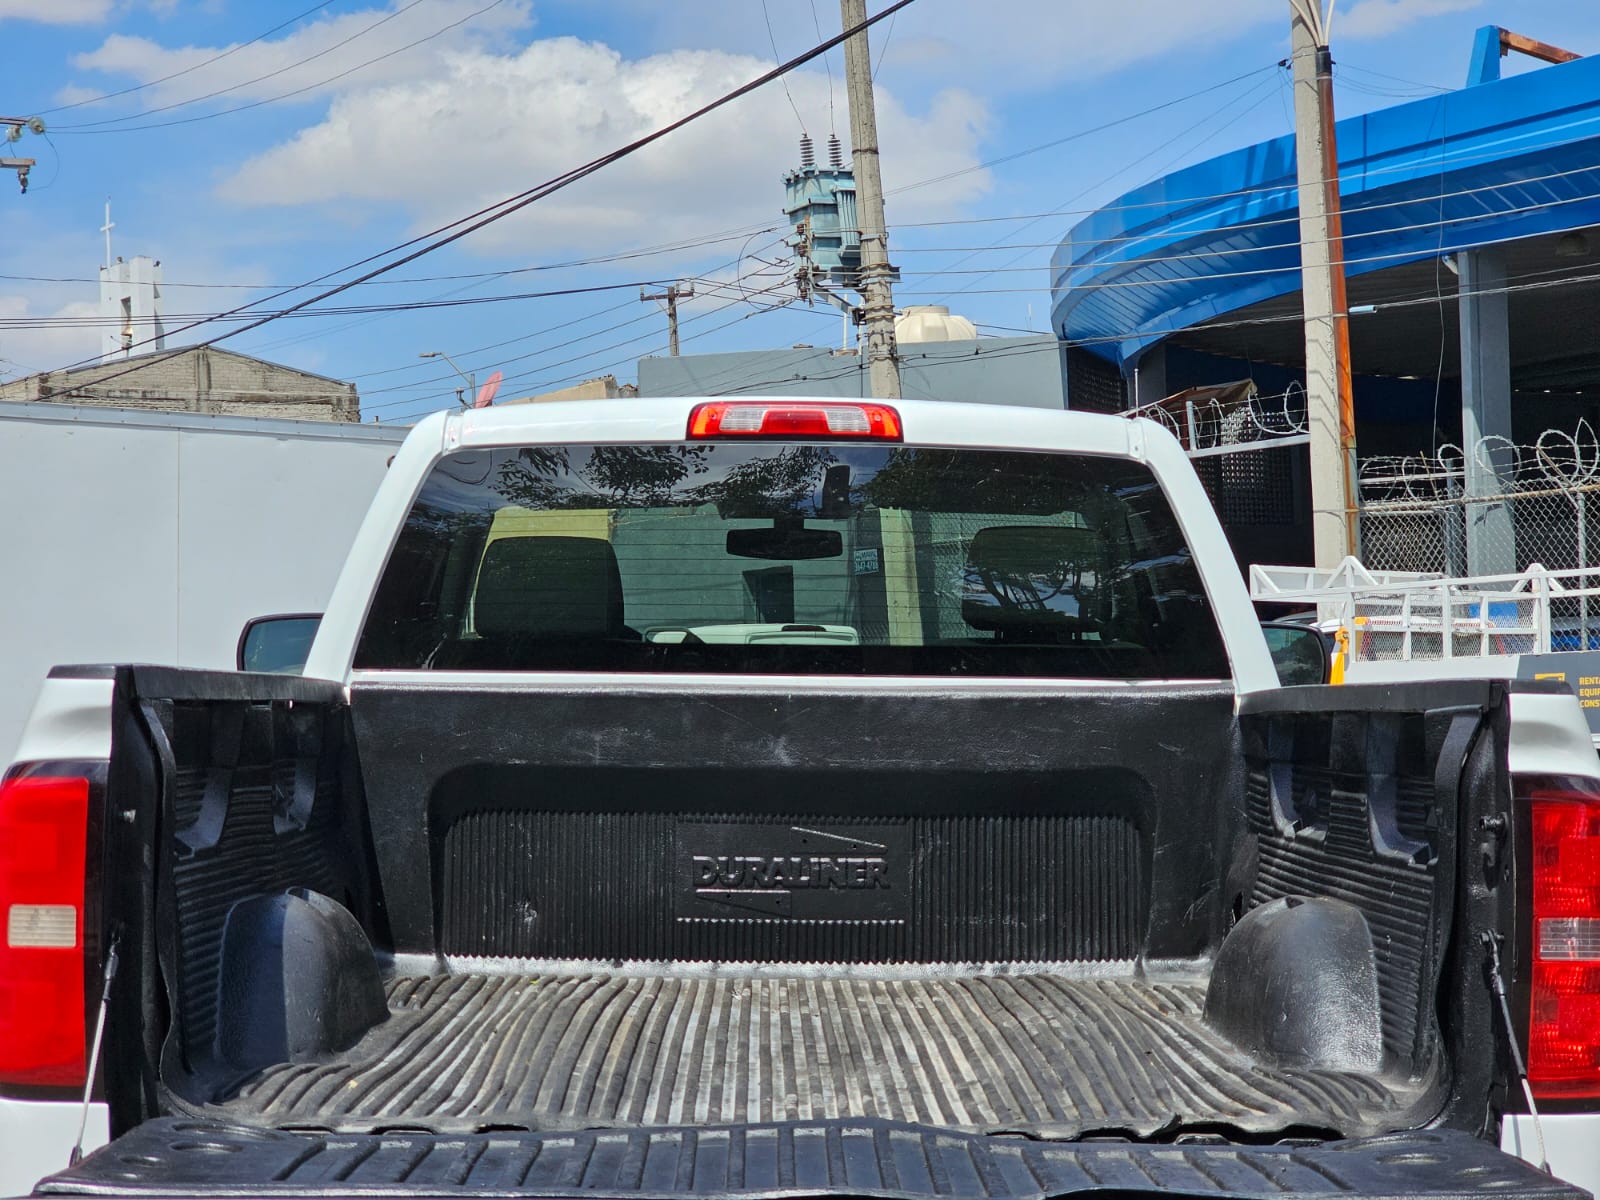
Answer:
1051;51;1600;370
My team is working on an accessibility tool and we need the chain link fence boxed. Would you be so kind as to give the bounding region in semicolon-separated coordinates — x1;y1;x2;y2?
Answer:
1359;427;1600;575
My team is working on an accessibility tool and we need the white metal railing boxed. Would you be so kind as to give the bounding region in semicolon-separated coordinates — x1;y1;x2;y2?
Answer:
1250;556;1600;661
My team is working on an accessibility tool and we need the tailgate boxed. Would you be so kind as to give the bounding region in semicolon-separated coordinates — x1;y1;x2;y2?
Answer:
39;1117;1586;1200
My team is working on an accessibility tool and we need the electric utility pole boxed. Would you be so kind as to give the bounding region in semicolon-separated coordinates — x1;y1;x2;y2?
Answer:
0;116;44;194
1290;0;1358;567
641;282;694;356
840;0;901;399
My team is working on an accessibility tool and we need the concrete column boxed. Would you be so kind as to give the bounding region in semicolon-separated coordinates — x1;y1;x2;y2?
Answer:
1458;246;1515;575
1290;11;1359;569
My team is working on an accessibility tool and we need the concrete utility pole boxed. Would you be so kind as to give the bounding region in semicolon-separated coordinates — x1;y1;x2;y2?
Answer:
840;0;901;399
1289;0;1358;567
641;282;694;356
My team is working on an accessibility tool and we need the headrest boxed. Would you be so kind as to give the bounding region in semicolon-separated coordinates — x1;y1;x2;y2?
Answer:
960;524;1103;635
474;536;625;640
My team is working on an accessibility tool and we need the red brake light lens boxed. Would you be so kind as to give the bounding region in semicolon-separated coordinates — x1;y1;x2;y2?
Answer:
688;402;902;440
0;774;89;1088
1528;788;1600;1098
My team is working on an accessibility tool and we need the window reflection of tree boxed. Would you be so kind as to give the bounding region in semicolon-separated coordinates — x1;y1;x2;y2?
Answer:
683;446;838;518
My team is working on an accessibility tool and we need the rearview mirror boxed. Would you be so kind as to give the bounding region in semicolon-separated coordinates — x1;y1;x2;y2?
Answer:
726;526;843;560
237;613;323;675
1261;621;1330;686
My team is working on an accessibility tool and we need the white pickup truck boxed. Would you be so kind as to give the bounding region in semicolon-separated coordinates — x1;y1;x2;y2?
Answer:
3;398;1598;1199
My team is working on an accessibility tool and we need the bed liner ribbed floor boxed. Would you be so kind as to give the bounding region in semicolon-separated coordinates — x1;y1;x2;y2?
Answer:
195;971;1423;1140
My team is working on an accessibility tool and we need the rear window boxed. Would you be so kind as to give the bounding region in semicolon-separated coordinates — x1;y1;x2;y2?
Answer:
353;443;1230;679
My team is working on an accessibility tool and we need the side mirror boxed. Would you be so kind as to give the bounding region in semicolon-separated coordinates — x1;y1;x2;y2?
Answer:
1261;621;1331;686
237;613;323;675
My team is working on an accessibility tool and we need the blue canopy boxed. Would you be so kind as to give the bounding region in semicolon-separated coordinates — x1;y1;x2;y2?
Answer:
1052;51;1600;371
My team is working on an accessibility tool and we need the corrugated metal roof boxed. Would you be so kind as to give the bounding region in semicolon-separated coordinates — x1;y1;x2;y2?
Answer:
1052;52;1600;370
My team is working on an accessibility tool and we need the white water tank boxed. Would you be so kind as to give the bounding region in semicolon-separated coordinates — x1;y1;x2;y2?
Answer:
895;304;977;344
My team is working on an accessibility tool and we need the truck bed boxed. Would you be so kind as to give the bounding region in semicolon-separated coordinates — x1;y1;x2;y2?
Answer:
80;670;1506;1190
201;968;1412;1138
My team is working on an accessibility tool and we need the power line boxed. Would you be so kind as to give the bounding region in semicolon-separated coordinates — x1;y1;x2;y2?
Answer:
342;236;793;396
55;0;433;130
871;161;1600;257
761;0;808;133
22;189;1597;339
877;206;1600;291
806;0;836;135
871;8;897;80
364;275;804;416
343;237;789;385
323;242;791;390
0;278;734;330
359;283;785;403
361;269;796;406
948;72;1287;284
370;251;1600;420
384;293;812;419
0;225;783;290
56;0;507;135
903;67;1288;315
1338;62;1451;95
37;0;340;116
40;0;920;403
343;297;640;381
881;125;1600;239
887;64;1280;199
19;168;1600;340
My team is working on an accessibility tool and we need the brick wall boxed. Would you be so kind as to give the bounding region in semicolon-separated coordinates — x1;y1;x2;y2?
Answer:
0;346;359;422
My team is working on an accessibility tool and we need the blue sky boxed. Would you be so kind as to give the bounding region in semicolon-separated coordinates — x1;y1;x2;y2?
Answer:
1;0;1597;422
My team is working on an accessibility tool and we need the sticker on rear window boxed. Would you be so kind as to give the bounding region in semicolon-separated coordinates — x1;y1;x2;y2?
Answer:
852;548;881;576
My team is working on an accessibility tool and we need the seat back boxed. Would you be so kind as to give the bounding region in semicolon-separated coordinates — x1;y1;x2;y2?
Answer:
474;535;626;640
960;525;1105;638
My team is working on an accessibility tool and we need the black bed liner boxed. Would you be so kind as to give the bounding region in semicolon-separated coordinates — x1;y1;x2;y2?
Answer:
184;971;1421;1141
44;1118;1583;1199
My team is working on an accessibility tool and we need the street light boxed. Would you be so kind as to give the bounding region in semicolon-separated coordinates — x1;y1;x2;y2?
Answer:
419;350;475;409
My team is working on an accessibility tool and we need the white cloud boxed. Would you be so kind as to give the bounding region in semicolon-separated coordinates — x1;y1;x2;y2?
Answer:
0;0;198;26
0;0;113;25
583;0;1284;93
878;0;1284;85
0;297;105;377
216;38;991;259
1336;0;1483;39
67;0;532;113
49;82;105;107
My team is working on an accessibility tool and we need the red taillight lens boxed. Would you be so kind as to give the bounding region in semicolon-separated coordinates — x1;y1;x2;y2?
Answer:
1528;788;1600;1098
0;774;89;1088
687;402;902;440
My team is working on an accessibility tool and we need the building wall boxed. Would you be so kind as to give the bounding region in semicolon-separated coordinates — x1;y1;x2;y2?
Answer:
0;402;406;764
0;345;360;422
505;374;639;405
638;335;1066;408
99;255;164;361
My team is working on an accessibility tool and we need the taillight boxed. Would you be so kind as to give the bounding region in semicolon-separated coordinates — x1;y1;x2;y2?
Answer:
0;773;89;1087
1527;786;1600;1098
687;401;902;440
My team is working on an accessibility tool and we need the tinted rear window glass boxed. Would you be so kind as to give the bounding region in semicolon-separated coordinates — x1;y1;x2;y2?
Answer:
353;444;1230;679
